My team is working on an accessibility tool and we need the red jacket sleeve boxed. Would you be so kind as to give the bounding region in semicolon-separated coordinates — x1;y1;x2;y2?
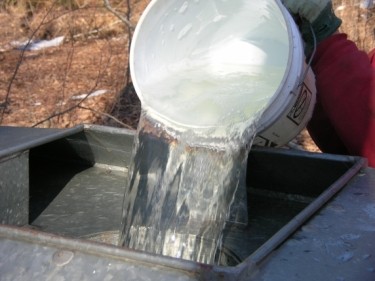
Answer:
307;33;375;167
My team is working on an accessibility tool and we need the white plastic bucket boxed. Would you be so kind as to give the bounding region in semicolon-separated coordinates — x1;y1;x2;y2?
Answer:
253;7;317;147
130;0;316;147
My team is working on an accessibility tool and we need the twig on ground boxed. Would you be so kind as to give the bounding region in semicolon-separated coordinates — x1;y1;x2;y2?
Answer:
71;19;124;40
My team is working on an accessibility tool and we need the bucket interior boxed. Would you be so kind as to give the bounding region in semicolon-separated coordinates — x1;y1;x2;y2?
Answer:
131;0;291;133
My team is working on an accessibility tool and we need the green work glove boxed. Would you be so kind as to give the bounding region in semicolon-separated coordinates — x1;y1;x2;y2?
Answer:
282;0;342;57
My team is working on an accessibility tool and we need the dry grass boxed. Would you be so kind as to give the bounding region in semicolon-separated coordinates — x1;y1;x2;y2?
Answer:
1;0;137;42
0;0;147;129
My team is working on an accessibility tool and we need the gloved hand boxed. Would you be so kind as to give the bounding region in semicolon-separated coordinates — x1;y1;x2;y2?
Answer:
282;0;342;57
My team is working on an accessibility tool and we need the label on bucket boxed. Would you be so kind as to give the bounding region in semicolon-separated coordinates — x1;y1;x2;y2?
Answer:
287;83;313;126
254;136;278;147
253;73;316;148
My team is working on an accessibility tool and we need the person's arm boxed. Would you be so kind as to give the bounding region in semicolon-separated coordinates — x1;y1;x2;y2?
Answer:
282;0;375;167
308;33;375;166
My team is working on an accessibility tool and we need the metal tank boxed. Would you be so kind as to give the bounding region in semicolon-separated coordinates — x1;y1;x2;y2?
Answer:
0;124;374;280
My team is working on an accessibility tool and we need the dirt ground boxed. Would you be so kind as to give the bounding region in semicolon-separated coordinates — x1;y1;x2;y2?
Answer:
0;0;374;152
0;0;146;130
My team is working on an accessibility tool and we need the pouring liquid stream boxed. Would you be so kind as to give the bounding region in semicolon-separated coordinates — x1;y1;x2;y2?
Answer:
118;0;291;265
118;65;284;264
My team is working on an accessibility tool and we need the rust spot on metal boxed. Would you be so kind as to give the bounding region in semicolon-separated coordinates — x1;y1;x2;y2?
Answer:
52;250;74;266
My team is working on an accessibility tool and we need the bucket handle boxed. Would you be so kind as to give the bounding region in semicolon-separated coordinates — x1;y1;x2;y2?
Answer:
298;24;317;88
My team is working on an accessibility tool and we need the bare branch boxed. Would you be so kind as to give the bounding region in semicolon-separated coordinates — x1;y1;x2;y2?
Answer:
0;0;59;124
1;0;139;129
78;105;134;129
31;39;113;128
103;0;135;30
57;39;76;124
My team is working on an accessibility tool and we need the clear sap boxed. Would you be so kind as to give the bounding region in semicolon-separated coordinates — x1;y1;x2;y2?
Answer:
120;0;289;265
118;64;284;264
119;112;249;264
